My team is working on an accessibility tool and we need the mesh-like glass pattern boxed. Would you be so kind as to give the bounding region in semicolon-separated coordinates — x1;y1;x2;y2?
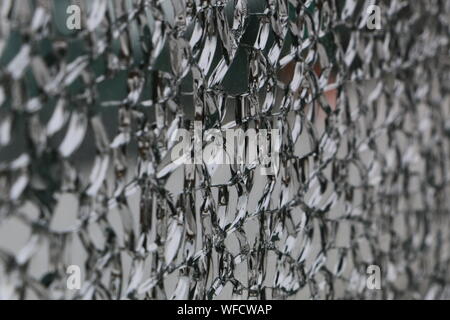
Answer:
0;0;449;299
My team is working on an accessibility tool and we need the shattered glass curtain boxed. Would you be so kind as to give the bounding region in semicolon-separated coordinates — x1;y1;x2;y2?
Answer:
0;0;449;300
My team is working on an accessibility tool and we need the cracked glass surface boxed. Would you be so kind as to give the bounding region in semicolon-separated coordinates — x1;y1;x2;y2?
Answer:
0;0;449;299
